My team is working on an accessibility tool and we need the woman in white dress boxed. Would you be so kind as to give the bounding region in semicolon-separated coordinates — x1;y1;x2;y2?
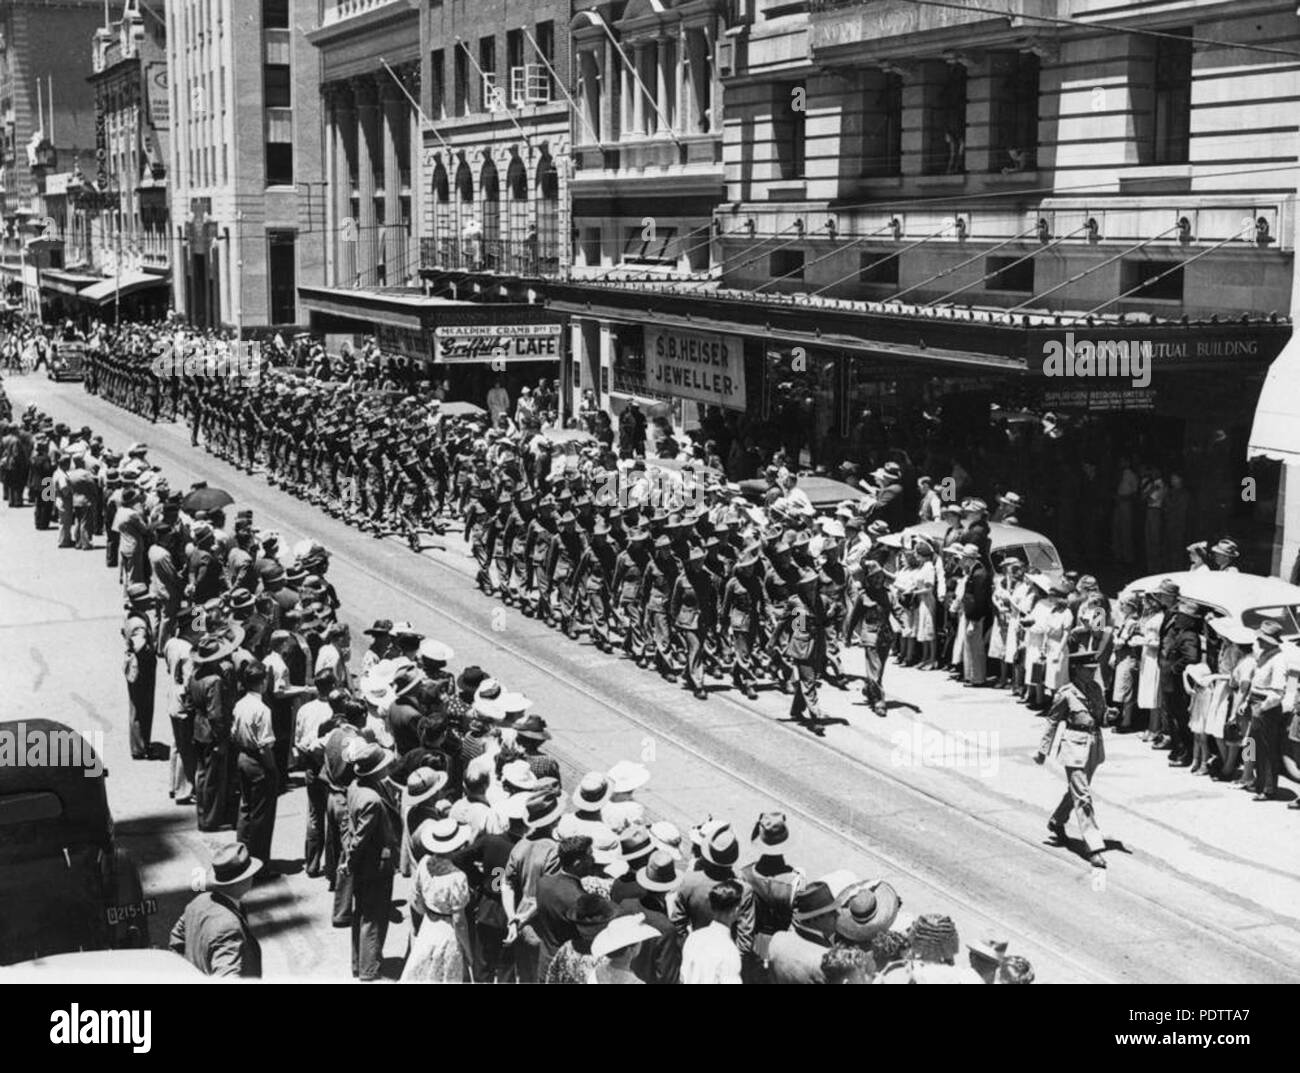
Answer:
1021;579;1054;708
1009;568;1036;699
893;551;919;664
988;559;1020;689
402;849;474;982
913;542;938;668
1042;594;1075;702
1136;593;1164;736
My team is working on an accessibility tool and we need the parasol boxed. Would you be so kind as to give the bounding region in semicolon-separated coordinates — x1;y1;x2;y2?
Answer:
181;486;235;513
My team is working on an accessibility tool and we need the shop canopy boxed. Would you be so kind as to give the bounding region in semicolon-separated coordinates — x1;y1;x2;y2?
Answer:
1248;333;1300;463
77;272;170;306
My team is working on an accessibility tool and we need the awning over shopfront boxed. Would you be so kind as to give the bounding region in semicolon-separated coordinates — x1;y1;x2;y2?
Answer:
77;271;171;305
40;269;103;298
1248;334;1300;462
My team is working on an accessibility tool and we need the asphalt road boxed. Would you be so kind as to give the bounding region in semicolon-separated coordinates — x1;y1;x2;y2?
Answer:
4;372;1299;983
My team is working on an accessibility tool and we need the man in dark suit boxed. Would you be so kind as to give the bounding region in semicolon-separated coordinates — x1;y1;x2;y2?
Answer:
1159;599;1203;767
342;744;402;981
168;843;263;977
532;835;593;980
960;545;993;686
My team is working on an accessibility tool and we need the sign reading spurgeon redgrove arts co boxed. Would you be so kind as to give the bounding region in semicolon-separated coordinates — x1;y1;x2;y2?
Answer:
644;326;747;410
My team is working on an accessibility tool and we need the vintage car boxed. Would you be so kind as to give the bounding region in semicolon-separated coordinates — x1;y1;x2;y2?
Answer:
47;340;87;382
0;948;201;982
899;520;1066;586
0;719;150;965
1119;571;1300;641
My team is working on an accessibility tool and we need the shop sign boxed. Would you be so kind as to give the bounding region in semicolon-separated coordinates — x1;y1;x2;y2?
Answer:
434;324;562;364
146;63;170;130
644;326;746;410
375;324;430;361
1043;387;1156;413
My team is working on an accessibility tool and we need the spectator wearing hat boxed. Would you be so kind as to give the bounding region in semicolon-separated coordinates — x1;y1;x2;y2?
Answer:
1035;650;1112;869
319;697;369;923
189;632;240;831
502;788;564;976
603;761;649;831
265;630;314;783
417;639;455;693
835;879;901;956
186;522;225;604
296;670;340;876
741;812;805;979
457;784;528;983
168;843;263;977
231;661;279;867
513;715;560;783
543;892;617;983
360;620;394;676
401;859;473;982
1160;599;1204;767
1211;538;1241;573
680;879;745;984
557;772;618;845
590;913;662;984
766;880;839;984
671;823;756;961
122;583;159;760
341;742;402;980
1246;621;1290;801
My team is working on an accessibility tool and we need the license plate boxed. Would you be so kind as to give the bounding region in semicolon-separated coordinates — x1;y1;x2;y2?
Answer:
106;898;158;926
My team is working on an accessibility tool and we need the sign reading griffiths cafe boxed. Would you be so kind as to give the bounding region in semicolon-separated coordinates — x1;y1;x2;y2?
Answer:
434;324;563;364
645;326;747;411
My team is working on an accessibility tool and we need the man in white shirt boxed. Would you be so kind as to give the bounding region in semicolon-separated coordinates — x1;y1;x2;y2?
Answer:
295;670;338;877
231;662;278;868
680;880;743;984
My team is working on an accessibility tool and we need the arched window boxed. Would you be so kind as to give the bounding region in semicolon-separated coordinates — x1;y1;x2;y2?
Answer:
535;155;559;276
431;161;450;262
506;154;528;273
454;158;474;267
480;157;500;269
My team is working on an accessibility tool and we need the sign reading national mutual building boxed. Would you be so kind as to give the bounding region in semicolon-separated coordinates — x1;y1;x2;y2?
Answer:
434;324;563;364
645;326;747;411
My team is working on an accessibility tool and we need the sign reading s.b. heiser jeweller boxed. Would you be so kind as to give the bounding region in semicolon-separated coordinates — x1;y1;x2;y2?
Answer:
644;326;747;410
434;324;563;363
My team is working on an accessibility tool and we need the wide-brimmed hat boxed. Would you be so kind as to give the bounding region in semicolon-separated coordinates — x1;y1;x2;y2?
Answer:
124;582;156;606
751;811;795;857
649;821;684;860
572;772;613;812
391;621;423;642
636;849;684;892
363;618;393;637
1175;599;1203;617
350;742;397;779
1257;620;1285;647
835;879;901;943
404;767;449;809
591;830;625;877
699;823;740;868
1208;616;1256;646
522;789;565;830
607;760;650;795
417;639;455;664
792;881;838;925
227;587;256;612
498;692;533;718
591;913;660;961
191;632;240;665
1211;538;1240;559
512;714;552;743
1068;649;1101;670
617;825;655;868
207;842;263;888
419;817;472;855
500;759;539;794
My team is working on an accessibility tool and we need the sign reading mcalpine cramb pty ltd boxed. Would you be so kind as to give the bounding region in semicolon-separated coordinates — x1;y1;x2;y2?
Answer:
645;326;747;410
434;324;563;363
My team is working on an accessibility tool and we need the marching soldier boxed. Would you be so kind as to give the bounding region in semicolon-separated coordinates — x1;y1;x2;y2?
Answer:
776;570;830;731
721;546;764;700
844;560;895;717
642;535;680;681
672;546;717;701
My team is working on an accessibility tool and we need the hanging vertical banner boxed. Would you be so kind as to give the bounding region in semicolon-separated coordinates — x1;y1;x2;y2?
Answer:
146;63;170;130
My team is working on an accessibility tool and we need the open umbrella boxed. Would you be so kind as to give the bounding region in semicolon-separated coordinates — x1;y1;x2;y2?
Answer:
182;486;235;513
440;401;487;418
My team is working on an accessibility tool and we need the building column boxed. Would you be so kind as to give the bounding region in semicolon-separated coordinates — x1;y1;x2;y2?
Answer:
675;25;688;135
353;76;381;285
382;82;404;284
632;45;645;135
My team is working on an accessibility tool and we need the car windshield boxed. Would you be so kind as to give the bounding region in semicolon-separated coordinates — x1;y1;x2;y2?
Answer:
999;543;1061;572
1241;605;1300;634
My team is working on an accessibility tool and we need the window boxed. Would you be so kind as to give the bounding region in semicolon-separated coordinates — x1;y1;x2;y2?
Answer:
535;20;554;100
1121;259;1183;302
623;224;677;264
264;64;290;109
859;251;899;286
454;46;470;117
985;255;1033;293
262;0;289;30
536;156;559;273
267;230;296;324
988;52;1038;173
1152;29;1193;165
860;70;902;178
923;63;966;175
771;249;804;280
266;140;293;185
774;82;806;180
430;49;445;120
507;29;524;104
479;36;497;111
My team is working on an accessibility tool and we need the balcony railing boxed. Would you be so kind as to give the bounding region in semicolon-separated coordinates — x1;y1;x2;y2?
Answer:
810;0;1054;49
321;0;404;27
420;236;563;278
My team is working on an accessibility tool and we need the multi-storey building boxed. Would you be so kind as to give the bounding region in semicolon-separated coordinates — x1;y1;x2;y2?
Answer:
0;0;103;293
166;0;323;332
35;0;171;321
546;0;1298;573
302;0;569;408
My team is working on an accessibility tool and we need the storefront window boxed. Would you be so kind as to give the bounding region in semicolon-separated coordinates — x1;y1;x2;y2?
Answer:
763;345;839;469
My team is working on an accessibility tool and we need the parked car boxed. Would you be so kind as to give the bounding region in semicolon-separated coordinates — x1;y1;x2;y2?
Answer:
47;341;87;382
899;521;1066;586
0;719;150;966
738;475;875;513
0;948;201;982
1119;571;1300;641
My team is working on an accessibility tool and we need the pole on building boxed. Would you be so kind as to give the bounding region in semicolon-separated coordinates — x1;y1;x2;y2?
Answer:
596;18;684;150
455;40;533;149
522;27;602;148
378;58;453;155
